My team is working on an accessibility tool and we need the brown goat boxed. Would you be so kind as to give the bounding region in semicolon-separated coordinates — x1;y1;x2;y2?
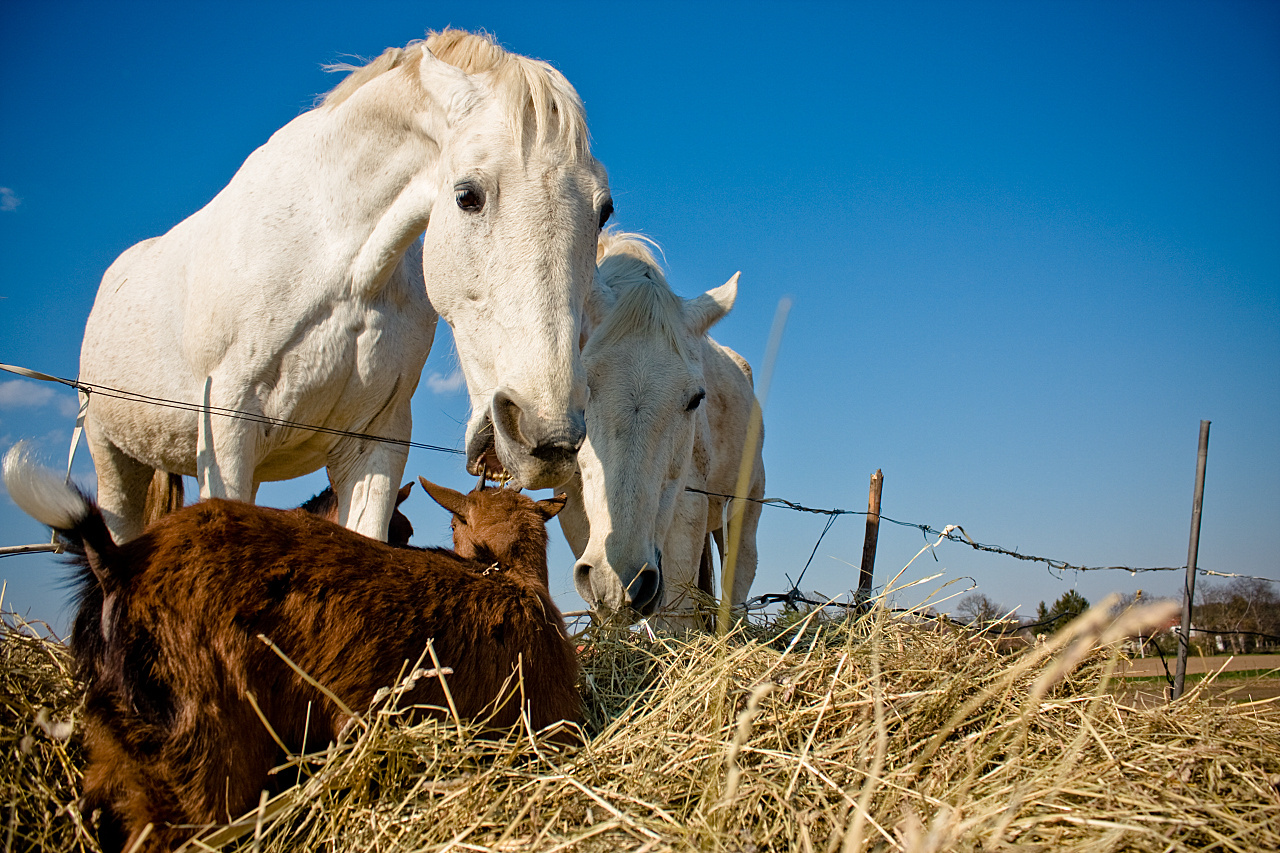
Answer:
2;445;579;853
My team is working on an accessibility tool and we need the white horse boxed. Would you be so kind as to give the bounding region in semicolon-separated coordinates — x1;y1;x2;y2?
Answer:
79;29;610;543
557;231;764;625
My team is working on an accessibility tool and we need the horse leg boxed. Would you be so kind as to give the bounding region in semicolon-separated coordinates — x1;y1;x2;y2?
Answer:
725;487;763;607
326;401;411;541
84;422;154;543
326;450;407;541
651;489;709;632
555;470;590;558
711;527;727;568
195;376;257;501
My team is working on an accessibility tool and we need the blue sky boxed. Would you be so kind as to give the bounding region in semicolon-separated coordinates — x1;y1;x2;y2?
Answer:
2;1;1277;636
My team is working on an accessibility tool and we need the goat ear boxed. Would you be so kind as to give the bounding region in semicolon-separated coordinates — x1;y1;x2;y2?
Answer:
396;481;414;506
537;494;569;521
418;477;468;519
686;272;739;337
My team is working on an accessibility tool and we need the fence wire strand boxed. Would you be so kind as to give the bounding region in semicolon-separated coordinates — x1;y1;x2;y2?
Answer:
3;363;1276;589
687;487;1274;585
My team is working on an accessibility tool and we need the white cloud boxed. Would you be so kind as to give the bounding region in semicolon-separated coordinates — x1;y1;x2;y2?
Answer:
0;380;57;409
0;187;19;212
57;396;83;419
0;380;80;419
424;370;466;394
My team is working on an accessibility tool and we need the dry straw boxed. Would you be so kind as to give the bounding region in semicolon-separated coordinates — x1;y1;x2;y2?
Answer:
4;591;1279;852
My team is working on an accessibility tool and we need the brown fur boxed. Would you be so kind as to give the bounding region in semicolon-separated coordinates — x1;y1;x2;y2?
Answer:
58;482;577;852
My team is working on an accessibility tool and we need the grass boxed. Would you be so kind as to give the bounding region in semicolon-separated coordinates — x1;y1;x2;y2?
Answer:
4;594;1279;852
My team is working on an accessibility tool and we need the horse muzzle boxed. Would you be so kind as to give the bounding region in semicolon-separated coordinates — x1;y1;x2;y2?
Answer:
466;389;585;489
573;549;664;621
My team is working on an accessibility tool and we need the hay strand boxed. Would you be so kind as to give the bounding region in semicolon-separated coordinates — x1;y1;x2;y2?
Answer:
4;595;1278;852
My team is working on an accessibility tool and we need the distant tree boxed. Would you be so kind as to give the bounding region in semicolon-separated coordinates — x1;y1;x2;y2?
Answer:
955;593;1006;628
1111;590;1177;656
1195;578;1280;654
1034;590;1090;633
1111;591;1144;614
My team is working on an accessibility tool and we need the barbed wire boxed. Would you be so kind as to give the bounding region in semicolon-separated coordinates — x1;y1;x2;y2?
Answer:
4;362;1276;589
691;484;1280;584
739;590;1280;650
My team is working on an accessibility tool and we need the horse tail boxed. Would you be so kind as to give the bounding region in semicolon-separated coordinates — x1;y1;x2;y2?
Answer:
2;441;122;593
142;470;185;527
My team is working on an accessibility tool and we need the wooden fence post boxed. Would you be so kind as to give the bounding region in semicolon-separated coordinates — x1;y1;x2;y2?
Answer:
857;469;883;606
1173;420;1210;701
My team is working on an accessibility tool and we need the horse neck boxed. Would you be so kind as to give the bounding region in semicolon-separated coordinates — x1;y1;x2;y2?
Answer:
302;77;446;293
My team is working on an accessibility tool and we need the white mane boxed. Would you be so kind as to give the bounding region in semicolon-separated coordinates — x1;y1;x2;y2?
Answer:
593;230;691;354
323;28;591;161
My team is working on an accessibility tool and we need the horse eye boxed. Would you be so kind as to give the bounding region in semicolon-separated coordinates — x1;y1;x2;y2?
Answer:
456;185;485;212
686;390;706;412
598;199;614;230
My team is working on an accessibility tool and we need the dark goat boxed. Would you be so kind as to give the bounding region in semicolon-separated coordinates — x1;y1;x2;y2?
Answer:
2;444;579;853
144;474;418;547
298;480;416;547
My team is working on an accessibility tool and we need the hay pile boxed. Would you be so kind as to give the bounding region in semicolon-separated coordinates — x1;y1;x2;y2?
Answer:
1;611;94;852
3;599;1278;852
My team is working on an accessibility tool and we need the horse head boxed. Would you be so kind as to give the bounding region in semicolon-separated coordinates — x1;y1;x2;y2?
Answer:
416;32;611;490
568;232;738;618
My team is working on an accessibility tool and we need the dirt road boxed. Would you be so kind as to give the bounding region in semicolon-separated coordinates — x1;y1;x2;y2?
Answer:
1117;654;1280;677
1114;654;1280;705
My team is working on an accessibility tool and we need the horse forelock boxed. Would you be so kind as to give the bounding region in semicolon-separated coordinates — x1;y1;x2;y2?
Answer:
591;245;695;358
597;229;663;268
322;29;591;162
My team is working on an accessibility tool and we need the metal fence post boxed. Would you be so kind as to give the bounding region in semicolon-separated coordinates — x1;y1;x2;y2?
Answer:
1173;420;1211;701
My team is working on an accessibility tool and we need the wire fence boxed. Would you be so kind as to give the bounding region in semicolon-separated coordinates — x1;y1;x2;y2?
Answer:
3;363;1277;598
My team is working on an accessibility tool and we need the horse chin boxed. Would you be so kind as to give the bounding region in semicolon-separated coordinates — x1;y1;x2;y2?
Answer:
597;584;664;624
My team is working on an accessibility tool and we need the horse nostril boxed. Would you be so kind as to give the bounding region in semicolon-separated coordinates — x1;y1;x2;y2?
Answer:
627;564;663;614
574;561;593;594
492;391;526;446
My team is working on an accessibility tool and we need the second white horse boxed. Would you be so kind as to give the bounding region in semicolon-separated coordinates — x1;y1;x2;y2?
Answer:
559;231;764;625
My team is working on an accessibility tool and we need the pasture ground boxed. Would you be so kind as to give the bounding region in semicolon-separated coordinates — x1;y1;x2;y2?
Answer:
4;600;1279;852
1114;654;1280;707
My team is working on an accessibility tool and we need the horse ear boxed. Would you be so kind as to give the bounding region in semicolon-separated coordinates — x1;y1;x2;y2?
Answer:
418;48;480;125
396;481;414;506
418;477;468;519
537;493;569;521
686;272;739;337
